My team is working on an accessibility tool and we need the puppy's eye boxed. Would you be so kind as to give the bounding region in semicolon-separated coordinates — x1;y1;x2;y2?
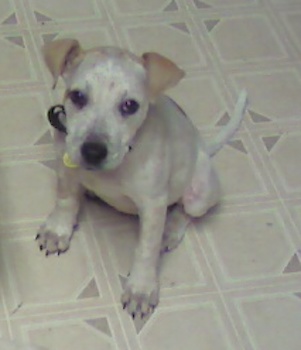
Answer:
68;90;88;109
119;99;139;117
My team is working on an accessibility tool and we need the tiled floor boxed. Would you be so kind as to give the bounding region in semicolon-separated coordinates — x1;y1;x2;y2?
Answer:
0;0;300;349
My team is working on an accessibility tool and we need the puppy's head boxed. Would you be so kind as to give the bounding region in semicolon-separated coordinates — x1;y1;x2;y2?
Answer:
43;39;184;170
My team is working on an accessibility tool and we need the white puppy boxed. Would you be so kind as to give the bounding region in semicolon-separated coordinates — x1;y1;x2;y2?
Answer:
37;39;247;318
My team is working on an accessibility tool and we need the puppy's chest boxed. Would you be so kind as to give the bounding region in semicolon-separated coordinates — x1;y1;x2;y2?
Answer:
80;171;138;214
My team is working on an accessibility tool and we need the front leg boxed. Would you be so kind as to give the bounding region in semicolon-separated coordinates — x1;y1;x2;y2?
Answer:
36;159;82;256
121;196;167;318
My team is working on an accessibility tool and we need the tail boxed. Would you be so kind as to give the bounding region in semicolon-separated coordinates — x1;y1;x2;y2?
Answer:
207;89;248;157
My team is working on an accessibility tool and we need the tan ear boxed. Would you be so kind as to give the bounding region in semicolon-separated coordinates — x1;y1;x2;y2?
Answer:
142;52;185;98
42;39;82;88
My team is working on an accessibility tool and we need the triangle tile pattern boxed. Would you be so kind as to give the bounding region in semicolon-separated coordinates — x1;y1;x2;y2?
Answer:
34;11;52;23
133;312;152;334
204;19;220;32
42;33;59;43
193;0;211;9
283;254;301;274
164;0;179;12
249;110;271;123
262;135;281;152
85;318;112;337
294;293;301;299
119;274;127;289
5;36;25;48
2;13;18;25
170;22;189;34
216;112;230;126
227;139;248;154
35;131;53;145
40;159;57;171
78;278;100;299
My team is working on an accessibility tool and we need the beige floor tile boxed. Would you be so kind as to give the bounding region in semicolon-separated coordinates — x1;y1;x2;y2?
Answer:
0;318;11;340
0;221;113;317
231;68;301;124
10;307;129;350
241;294;301;350
108;0;178;16
251;126;301;199
280;9;301;54
189;0;259;8
194;202;300;289
213;134;276;204
0;0;300;348
133;294;243;350
286;199;301;233
269;0;301;5
223;285;301;350
0;161;56;223
0;33;37;85
39;26;117;52
267;132;301;193
168;74;228;130
28;0;102;22
0;0;17;26
123;21;207;69
197;13;288;65
0;92;49;149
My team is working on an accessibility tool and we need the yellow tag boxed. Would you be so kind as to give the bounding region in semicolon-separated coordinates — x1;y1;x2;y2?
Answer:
63;153;78;168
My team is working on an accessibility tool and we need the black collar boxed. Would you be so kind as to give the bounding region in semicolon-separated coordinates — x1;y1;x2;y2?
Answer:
47;105;67;134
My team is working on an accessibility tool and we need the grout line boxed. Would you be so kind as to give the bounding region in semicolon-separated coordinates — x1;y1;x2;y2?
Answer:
0;286;12;339
85;218;133;350
194;229;247;350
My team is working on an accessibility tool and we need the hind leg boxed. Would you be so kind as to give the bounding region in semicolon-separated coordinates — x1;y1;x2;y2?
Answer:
161;151;220;253
161;204;190;253
183;150;220;218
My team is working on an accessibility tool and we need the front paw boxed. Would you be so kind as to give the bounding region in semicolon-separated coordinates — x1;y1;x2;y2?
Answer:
121;275;159;319
36;217;76;256
36;210;77;256
36;228;71;256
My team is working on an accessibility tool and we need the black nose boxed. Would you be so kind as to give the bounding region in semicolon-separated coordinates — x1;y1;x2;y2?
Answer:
81;142;108;165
